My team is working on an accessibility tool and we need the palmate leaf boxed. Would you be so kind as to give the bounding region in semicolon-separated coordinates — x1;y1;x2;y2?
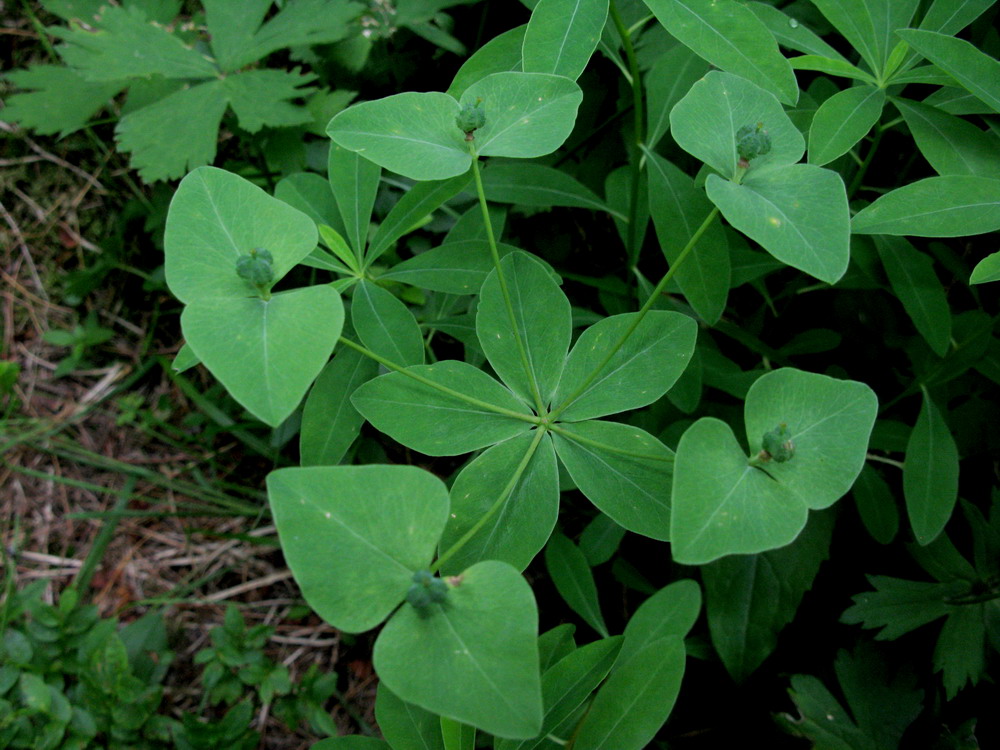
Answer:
222;69;316;132
3;66;125;137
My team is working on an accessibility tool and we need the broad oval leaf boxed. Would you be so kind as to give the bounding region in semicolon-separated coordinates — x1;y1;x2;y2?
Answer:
267;465;449;633
552;420;674;541
808;85;885;166
351;360;535;455
447;25;526;99
478;251;572;406
181;286;343;427
706;164;850;284
904;392;960;545
522;0;608;81
670;71;804;180
374;560;544;739
165;166;318;304
439;431;559;574
352;280;425;367
643;0;798;105
970;252;1000;284
851;175;1000;236
552;310;697;422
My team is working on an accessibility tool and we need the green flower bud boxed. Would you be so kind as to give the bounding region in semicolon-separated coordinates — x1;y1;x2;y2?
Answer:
760;423;795;463
235;247;274;287
456;98;486;137
406;569;449;609
736;122;772;163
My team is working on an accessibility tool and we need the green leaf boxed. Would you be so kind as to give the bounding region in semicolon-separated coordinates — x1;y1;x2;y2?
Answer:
789;54;878;84
439;432;558;574
706;165;850;284
222;69;316;133
300;346;378;466
670;71;805;180
440;718;476;750
353;280;425;367
645;46;709;150
481;162;617;217
646;152;730;324
934;602;986;699
808;85;885;166
898;29;1000;115
374;560;543;739
237;0;364;69
545;532;609;637
893;98;1000;178
919;0;996;35
852;175;1000;236
537;624;577;672
672;369;878;564
267;465;449;633
522;0;608;81
382;241;516;295
904;392;960;545
745;2;847;61
203;0;271;72
165;167;319;304
375;683;446;750
115;80;228;183
702;510;833;682
351;360;535;455
369;172;473;263
54;4;217;81
579;513;625;566
552;421;674;541
462;72;584;159
852;464;899;545
552;311;697;421
327;91;470;181
809;0;919;76
274;172;348;242
643;0;798;105
842;575;956;638
313;738;391;749
329;144;381;259
875;236;951;356
478;251;571;406
572;580;700;750
3;65;125;137
495;636;623;750
181;286;343;426
448;25;526;98
970;252;1000;284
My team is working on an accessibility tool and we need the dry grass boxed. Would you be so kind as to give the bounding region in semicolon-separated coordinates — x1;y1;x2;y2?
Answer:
0;11;376;747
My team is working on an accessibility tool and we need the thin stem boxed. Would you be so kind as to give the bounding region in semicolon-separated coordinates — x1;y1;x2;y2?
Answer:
866;452;905;470
71;476;136;593
849;126;884;197
432;427;547;573
548;206;720;421
468;147;548;414
337;337;541;425
610;0;646;266
547;424;673;463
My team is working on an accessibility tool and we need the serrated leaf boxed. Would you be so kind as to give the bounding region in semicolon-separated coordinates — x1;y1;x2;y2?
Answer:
54;4;217;81
203;0;271;72
841;575;955;639
242;0;364;68
875;236;951;355
351;360;535;455
545;532;609;637
440;432;557;574
522;0;608;81
267;465;449;633
223;69;316;133
706;165;850;284
3;65;125;137
898;29;1000;115
904;392;960;545
808;85;885;166
643;0;798;105
934;603;987;699
374;561;543;739
115;80;228;182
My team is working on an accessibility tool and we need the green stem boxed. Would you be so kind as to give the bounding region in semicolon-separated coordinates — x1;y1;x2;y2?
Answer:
866;452;904;470
610;0;646;266
548;206;720;421
338;337;541;425
848;126;884;197
71;476;136;593
547;424;673;463
468;147;548;414
432;427;547;573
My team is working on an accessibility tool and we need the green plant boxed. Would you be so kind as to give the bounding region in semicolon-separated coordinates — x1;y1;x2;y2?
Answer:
153;0;1000;746
41;311;114;378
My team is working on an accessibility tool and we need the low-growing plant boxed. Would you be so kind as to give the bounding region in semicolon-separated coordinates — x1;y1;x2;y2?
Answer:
107;0;1000;746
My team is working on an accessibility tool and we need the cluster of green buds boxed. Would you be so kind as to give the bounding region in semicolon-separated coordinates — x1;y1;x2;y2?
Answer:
456;98;486;141
759;423;795;463
736;121;772;167
406;570;449;609
235;247;274;297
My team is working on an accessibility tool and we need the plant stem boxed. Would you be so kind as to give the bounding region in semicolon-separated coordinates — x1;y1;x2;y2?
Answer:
468;146;548;414
866;452;905;470
848;125;884;197
432;427;547;573
337;336;541;425
610;0;646;267
548;206;720;421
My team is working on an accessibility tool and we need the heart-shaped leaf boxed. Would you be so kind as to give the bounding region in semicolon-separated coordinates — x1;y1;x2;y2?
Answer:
181;286;343;426
267;465;450;633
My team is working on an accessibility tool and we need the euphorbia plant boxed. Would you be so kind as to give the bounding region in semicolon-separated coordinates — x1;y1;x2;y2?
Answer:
161;0;1000;746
